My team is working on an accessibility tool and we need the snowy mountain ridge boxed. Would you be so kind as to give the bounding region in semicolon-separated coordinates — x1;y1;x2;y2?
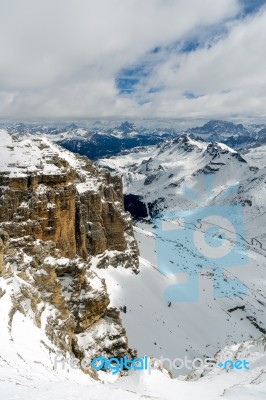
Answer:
98;134;264;232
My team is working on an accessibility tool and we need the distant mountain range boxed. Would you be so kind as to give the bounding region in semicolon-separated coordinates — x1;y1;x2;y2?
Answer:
187;120;266;150
2;119;266;160
2;121;175;160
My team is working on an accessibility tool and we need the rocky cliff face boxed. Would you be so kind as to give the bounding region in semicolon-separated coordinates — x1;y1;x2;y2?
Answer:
0;131;139;377
0;134;138;262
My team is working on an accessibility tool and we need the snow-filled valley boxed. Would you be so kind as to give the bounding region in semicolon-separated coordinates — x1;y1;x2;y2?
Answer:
95;221;266;377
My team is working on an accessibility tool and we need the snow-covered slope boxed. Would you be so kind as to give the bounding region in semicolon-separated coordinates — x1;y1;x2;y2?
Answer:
1;284;266;400
0;128;100;184
94;226;266;376
97;135;266;381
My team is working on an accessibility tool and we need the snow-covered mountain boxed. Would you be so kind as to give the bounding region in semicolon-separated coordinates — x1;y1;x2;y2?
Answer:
98;135;264;236
98;134;266;286
187;120;250;138
186;120;266;151
111;121;139;138
96;136;266;381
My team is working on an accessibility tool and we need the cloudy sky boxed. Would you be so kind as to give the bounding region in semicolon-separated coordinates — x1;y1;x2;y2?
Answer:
0;0;266;121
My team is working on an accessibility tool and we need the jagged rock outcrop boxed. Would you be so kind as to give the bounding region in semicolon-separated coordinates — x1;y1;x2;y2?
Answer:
0;135;138;263
0;131;139;377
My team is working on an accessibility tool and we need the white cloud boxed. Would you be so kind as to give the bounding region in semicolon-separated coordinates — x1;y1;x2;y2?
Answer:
2;0;264;120
143;7;266;119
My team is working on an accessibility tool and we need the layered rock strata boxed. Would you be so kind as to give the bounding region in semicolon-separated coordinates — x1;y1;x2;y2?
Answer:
0;131;139;377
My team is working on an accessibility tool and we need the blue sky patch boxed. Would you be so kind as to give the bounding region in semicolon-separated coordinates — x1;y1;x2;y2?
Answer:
116;61;154;94
240;0;266;16
183;91;203;99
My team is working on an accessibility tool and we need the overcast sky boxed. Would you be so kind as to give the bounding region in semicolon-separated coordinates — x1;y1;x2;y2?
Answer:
0;0;266;121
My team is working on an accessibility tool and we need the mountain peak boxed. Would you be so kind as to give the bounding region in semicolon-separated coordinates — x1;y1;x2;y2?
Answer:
206;141;236;156
188;120;248;136
116;121;137;134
